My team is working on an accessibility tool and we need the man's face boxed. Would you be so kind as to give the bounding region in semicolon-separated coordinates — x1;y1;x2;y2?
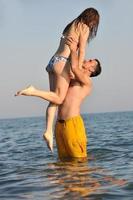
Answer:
82;59;97;73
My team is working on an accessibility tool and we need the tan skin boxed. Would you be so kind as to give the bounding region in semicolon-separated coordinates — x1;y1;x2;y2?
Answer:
15;38;97;151
17;22;89;153
15;9;99;152
58;37;97;120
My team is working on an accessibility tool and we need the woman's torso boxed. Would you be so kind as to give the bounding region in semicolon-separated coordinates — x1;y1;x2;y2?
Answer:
54;21;81;58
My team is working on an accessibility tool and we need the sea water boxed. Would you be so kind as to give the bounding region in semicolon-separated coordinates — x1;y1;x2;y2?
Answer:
0;111;133;199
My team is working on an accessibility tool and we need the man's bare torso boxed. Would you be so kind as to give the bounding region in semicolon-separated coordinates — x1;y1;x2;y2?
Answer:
58;79;92;120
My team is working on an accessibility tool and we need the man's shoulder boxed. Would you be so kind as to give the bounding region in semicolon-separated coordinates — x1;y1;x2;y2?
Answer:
75;77;92;93
81;75;92;86
70;76;92;87
84;77;92;88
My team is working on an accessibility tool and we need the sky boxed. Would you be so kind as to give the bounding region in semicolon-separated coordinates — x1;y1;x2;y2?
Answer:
0;0;133;119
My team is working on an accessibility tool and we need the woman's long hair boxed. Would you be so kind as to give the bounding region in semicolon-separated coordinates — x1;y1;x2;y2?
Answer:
63;8;100;42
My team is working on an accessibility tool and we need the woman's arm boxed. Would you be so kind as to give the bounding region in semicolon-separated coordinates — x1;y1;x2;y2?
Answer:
78;23;90;69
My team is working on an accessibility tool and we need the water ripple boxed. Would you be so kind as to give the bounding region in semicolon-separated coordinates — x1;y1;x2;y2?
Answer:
0;112;133;199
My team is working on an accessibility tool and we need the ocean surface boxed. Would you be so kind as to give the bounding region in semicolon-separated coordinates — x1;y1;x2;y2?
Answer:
0;111;133;200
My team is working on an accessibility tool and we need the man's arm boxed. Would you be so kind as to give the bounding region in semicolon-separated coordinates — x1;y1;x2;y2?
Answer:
71;50;90;85
66;37;90;85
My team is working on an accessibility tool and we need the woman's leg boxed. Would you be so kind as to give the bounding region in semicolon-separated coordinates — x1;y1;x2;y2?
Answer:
15;62;70;152
15;61;70;104
15;86;64;104
43;72;57;152
43;68;70;152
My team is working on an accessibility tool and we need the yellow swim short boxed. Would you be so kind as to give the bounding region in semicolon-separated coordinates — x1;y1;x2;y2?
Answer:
55;115;87;159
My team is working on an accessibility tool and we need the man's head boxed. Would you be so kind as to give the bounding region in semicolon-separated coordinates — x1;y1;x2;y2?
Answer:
82;59;101;77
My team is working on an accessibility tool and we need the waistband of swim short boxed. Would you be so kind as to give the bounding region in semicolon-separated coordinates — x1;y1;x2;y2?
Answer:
57;115;82;123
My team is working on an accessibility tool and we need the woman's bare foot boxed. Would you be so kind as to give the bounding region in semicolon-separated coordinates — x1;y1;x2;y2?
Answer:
15;85;36;96
43;131;53;153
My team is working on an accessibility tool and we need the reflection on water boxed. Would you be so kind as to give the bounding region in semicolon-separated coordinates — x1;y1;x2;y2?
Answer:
46;158;126;199
0;112;132;199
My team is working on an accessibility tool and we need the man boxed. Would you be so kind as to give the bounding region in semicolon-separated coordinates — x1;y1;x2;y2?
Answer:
55;38;101;160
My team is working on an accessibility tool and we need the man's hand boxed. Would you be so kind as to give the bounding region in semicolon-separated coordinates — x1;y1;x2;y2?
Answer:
65;37;78;52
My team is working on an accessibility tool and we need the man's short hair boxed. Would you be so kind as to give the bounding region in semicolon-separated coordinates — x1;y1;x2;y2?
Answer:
90;59;101;77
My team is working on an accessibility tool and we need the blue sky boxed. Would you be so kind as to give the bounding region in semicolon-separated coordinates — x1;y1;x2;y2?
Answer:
0;0;133;119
